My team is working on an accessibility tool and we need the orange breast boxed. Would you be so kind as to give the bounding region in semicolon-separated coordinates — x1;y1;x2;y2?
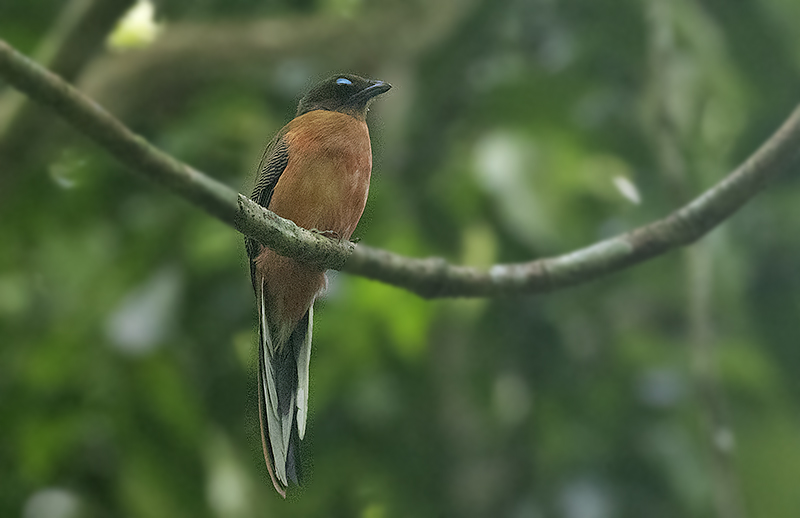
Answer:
269;110;372;240
256;110;373;328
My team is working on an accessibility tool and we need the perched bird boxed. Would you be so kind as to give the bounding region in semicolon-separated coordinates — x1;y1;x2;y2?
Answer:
245;74;391;497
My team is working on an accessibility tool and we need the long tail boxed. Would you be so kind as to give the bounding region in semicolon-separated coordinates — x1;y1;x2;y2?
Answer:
256;277;313;497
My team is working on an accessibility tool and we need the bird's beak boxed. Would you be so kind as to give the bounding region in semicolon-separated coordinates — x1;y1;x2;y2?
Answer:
351;80;392;103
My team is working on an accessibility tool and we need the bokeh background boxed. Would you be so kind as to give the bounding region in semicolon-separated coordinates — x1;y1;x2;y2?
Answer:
2;0;800;517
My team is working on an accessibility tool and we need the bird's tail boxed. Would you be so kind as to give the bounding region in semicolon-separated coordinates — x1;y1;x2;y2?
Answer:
256;276;313;498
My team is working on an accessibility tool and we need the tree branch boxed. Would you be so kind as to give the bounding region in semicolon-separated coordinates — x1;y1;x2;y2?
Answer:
0;0;135;155
1;38;797;299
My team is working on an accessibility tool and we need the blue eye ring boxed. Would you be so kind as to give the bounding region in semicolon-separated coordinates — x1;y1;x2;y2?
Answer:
336;77;353;85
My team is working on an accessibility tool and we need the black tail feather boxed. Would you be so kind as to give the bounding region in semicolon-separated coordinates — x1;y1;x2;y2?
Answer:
257;304;312;496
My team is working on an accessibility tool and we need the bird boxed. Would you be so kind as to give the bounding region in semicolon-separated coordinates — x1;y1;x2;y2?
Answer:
245;74;391;497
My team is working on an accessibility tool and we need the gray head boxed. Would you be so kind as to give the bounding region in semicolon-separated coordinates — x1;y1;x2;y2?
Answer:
296;74;391;120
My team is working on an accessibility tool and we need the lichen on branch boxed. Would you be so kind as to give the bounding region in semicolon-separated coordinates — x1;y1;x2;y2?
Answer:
1;38;798;299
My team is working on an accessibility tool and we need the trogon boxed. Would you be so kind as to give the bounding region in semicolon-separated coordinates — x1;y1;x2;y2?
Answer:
245;74;391;497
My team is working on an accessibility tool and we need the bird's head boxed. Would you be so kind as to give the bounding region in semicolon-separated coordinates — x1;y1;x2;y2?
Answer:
296;74;391;120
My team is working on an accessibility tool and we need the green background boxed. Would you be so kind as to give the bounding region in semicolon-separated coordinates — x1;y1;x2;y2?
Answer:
2;0;800;517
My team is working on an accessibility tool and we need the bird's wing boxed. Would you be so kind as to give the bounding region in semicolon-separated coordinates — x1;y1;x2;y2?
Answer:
245;133;290;272
253;133;290;208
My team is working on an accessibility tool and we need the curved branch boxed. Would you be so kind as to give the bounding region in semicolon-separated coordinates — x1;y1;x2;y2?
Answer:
0;0;134;155
1;39;798;299
346;111;799;297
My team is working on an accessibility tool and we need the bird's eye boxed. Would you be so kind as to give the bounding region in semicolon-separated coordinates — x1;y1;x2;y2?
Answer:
336;77;353;85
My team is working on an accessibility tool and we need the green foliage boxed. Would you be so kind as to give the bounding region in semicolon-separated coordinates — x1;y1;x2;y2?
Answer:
2;0;800;517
